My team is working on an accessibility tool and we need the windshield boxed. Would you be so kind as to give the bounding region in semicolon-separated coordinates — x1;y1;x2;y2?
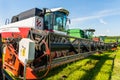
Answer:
53;12;67;31
44;11;67;32
85;31;94;39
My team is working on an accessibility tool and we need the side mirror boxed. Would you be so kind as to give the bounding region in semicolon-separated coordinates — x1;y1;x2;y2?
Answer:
66;18;70;31
66;25;69;31
67;18;71;24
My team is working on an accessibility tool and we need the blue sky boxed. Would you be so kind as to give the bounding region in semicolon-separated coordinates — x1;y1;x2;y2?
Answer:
0;0;120;36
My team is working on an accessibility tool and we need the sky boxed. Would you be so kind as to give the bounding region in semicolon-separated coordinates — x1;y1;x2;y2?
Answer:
0;0;120;36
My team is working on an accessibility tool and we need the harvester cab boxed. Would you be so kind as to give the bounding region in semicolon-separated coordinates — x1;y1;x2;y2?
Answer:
84;29;95;39
10;7;69;34
45;8;69;33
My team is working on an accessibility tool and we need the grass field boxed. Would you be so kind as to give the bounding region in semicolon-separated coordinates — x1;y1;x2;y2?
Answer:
104;36;120;43
42;48;120;80
111;48;120;80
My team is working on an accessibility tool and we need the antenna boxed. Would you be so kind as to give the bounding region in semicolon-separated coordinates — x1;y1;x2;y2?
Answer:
5;18;10;25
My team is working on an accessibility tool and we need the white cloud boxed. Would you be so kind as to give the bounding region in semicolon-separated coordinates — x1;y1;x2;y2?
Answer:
72;15;100;22
106;29;110;33
71;8;120;22
94;29;110;36
98;9;120;16
99;19;107;24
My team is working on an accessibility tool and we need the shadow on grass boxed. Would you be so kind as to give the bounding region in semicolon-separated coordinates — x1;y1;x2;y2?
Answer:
39;53;116;80
43;62;75;78
37;64;68;78
44;56;93;79
109;55;116;80
79;54;115;80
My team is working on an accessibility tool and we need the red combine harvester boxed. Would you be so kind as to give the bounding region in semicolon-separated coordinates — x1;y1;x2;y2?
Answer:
0;7;117;80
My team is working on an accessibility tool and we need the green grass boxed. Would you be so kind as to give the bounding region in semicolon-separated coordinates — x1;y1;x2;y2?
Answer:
103;36;119;43
40;49;120;80
111;48;120;80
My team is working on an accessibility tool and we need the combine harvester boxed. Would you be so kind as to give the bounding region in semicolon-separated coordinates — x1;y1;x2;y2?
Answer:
0;7;117;80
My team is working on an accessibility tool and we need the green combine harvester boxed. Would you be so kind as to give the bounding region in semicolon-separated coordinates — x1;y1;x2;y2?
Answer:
67;28;95;39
